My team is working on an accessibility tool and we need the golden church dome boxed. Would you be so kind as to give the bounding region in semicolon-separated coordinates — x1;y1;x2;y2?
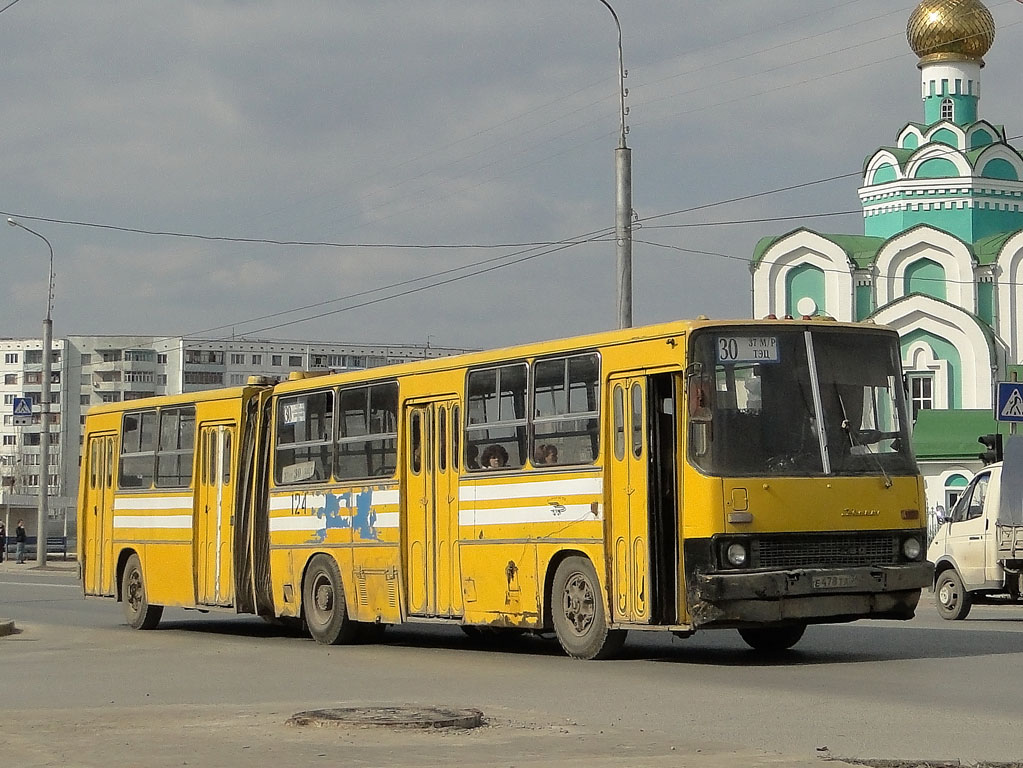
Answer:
907;0;995;66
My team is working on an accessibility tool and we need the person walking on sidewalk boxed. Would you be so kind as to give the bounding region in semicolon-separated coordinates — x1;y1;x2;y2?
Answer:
15;519;26;564
0;522;6;563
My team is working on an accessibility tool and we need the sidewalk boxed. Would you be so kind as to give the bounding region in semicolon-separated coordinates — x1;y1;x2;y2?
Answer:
0;555;78;573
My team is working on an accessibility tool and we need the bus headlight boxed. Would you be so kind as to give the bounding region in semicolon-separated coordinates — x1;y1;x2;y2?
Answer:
726;542;748;567
902;536;922;561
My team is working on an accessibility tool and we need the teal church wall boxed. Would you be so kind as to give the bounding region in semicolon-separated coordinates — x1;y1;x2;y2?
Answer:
978;281;994;325
904;258;946;300
855;283;873;321
981;158;1018;180
785;263;825;317
915;157;959;178
930;128;959;147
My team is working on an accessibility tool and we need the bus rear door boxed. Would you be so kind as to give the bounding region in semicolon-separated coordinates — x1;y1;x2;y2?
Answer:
196;422;235;606
404;398;461;618
82;432;116;595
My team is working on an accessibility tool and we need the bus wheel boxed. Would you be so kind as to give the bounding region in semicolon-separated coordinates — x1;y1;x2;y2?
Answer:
551;557;626;660
303;554;358;645
738;624;805;652
121;554;163;630
935;569;972;621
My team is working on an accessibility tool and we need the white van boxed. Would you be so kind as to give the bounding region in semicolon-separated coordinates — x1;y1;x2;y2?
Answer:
927;436;1023;620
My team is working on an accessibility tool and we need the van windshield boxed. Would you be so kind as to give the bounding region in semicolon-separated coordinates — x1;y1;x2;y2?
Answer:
687;327;916;477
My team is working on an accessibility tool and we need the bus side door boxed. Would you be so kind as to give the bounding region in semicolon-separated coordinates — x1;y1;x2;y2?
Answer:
82;433;116;595
196;422;235;606
404;399;461;618
608;377;652;623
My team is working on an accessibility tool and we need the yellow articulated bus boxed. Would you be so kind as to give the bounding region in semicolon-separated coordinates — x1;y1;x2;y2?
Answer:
78;318;933;659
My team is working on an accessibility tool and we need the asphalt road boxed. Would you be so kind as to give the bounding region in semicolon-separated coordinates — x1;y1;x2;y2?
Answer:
3;564;1022;767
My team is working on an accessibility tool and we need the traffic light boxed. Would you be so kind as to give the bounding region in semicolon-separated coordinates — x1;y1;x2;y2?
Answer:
978;433;1003;465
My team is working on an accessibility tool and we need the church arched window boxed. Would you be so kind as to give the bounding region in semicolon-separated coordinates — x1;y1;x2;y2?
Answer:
940;98;954;122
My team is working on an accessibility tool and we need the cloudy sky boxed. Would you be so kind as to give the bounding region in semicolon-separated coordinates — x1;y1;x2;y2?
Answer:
2;0;1022;351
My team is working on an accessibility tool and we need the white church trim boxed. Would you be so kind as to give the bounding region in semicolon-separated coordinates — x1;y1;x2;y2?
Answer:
871;295;997;409
873;227;974;308
995;230;1023;361
752;230;854;320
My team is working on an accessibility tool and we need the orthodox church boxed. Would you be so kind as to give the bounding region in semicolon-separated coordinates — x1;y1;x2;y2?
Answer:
750;0;1023;514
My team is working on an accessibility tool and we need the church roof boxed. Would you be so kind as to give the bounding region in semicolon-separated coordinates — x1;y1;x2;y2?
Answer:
912;408;1001;461
752;230;885;268
973;231;1019;265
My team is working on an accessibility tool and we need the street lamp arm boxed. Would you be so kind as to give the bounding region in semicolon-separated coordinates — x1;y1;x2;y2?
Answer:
7;218;54;321
595;0;628;150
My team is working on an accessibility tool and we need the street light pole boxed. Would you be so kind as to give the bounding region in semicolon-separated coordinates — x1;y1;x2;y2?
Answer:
7;217;53;567
596;0;632;329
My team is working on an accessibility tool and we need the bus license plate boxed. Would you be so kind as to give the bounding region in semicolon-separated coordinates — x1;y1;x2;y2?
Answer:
811;575;856;589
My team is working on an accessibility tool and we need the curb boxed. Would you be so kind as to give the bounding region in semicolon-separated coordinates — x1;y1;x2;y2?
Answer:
0;618;15;637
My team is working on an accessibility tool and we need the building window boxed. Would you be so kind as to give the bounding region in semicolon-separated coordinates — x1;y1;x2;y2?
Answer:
183;371;224;385
289;355;302;367
251;354;262;365
25;350;41;364
125;350;154;362
4;374;16;385
940;98;954;121
26;372;41;385
80;353;92;365
272;355;282;366
4;353;17;364
908;374;934;420
230;354;245;365
81;395;91;405
3;394;13;405
157;374;167;385
3;435;15;445
157;354;167;364
100;393;121;403
101;350;122;363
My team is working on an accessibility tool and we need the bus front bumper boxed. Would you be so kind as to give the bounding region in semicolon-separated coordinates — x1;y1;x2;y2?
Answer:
691;562;934;626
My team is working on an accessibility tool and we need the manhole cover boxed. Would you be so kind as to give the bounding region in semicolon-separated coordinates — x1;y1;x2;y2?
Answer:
286;706;484;730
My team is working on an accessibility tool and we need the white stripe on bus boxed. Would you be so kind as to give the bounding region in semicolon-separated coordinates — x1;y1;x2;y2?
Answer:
459;477;602;502
113;496;192;510
459;504;600;527
113;515;192;529
268;488;399;512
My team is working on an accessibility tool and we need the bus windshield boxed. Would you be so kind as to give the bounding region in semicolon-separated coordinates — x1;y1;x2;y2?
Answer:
688;327;916;477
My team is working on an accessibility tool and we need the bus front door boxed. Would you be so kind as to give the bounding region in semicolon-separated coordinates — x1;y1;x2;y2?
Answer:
404;399;461;618
196;423;235;606
609;377;652;624
82;433;116;595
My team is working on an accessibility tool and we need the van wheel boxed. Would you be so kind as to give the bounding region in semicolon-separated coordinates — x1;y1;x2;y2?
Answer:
551;557;626;660
121;554;163;630
935;570;972;620
738;624;806;652
303;554;359;645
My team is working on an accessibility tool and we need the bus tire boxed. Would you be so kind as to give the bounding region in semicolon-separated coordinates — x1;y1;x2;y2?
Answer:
551;556;626;660
303;554;358;645
935;569;972;621
738;624;806;652
121;553;163;630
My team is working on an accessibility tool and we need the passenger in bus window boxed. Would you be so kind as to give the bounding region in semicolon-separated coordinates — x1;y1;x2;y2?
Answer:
535;443;558;465
480;444;508;469
466;444;479;470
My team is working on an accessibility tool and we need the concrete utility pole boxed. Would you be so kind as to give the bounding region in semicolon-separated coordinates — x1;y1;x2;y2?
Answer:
596;0;632;329
7;218;54;567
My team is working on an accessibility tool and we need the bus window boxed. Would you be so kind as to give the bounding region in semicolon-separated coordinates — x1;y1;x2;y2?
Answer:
337;382;398;479
438;406;447;471
630;382;643;458
275;390;333;484
410;410;422;474
613;385;625;461
533;353;599;466
466;363;527;470
156;407;195;488
119;410;157;489
452;405;460;470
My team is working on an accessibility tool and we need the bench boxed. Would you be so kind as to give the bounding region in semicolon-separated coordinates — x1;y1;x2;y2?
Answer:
3;535;68;561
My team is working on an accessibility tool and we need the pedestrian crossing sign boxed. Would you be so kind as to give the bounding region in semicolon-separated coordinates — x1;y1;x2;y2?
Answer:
996;382;1023;423
12;396;32;426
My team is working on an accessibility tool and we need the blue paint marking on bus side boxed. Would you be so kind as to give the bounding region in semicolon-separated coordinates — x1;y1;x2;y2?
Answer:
310;493;351;542
350;488;379;541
